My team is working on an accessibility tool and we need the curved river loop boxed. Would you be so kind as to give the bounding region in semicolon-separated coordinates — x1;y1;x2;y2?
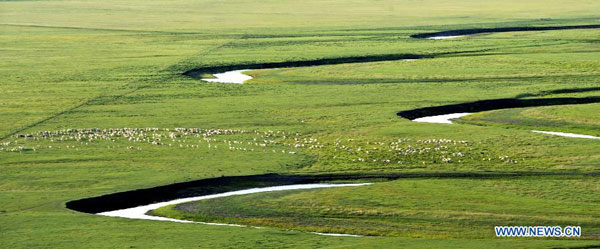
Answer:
67;24;600;236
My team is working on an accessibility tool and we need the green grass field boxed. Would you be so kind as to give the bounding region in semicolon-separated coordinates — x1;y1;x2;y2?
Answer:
152;176;600;238
2;0;600;248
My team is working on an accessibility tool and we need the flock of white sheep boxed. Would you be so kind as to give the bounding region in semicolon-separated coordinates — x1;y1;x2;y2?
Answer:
2;128;518;166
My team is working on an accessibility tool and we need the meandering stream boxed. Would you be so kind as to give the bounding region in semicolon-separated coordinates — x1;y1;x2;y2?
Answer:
410;111;600;140
98;183;370;222
98;183;371;236
201;59;419;84
67;23;600;235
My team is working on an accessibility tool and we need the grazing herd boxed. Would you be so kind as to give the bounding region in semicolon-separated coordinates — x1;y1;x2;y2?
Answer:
1;127;518;167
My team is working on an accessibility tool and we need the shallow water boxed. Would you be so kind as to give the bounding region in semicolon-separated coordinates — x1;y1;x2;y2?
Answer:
98;183;371;229
412;113;473;124
312;232;363;237
202;69;252;84
200;59;418;84
412;112;600;140
531;130;600;139
426;35;465;40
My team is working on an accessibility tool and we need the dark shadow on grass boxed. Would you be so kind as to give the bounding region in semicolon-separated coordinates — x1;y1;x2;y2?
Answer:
67;171;600;214
182;54;426;78
411;24;600;39
181;47;510;79
397;97;600;120
516;87;600;98
553;245;600;249
283;74;600;85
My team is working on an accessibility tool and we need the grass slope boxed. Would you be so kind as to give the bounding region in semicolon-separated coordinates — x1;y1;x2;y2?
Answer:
154;176;600;238
1;0;600;248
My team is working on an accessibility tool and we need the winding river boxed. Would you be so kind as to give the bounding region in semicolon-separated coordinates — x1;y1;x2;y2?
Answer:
66;23;600;235
199;69;600;140
197;24;600;85
98;183;370;236
412;111;600;139
201;59;419;84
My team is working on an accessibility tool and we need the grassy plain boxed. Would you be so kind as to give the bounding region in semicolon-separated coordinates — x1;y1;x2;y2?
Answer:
154;176;600;238
1;0;600;248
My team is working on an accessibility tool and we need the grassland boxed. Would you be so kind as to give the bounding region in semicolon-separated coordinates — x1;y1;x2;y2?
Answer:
461;104;600;136
153;176;600;238
2;0;600;248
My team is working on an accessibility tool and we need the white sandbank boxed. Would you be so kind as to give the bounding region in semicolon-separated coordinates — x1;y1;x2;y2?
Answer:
531;130;600;139
312;232;363;237
412;113;473;124
201;59;418;84
412;112;600;140
98;183;371;232
427;35;465;40
202;69;252;84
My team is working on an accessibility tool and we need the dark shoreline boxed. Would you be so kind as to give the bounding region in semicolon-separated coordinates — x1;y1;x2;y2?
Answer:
397;97;600;120
182;54;425;78
66;171;599;214
182;24;600;78
68;23;600;217
410;24;600;39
